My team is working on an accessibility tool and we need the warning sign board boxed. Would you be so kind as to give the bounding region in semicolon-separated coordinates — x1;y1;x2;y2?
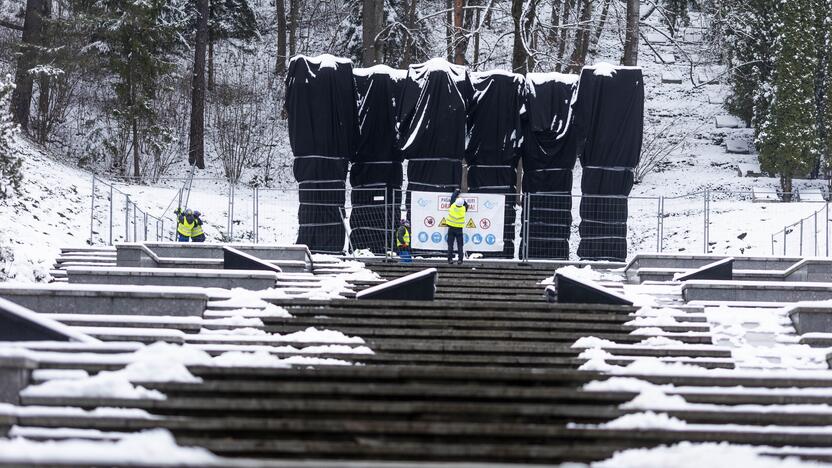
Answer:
410;191;505;252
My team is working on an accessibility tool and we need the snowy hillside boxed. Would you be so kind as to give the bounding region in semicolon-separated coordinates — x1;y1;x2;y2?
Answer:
2;3;831;280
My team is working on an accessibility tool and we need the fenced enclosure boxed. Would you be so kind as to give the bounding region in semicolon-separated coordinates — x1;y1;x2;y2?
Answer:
88;176;832;260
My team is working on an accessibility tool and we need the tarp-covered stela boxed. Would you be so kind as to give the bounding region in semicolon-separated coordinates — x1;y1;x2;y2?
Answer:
285;54;357;253
521;72;580;260
350;66;407;253
574;65;645;262
466;71;525;257
283;54;644;259
398;58;474;193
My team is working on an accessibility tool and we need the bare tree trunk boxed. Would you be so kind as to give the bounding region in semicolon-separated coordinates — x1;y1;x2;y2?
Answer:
188;0;208;170
589;0;610;54
403;0;418;67
556;0;572;71
446;0;453;61
567;0;592;73
132;117;140;178
288;0;298;56
548;0;561;49
207;35;214;91
275;0;287;75
11;0;46;131
35;0;51;144
472;8;481;68
362;0;383;66
453;0;464;64
511;0;526;73
622;0;639;65
526;0;538;71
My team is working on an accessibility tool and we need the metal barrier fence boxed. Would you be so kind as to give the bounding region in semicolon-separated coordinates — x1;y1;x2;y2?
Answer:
88;177;832;260
771;202;830;256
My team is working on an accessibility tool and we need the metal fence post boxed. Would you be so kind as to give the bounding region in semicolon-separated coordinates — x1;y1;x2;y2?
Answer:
800;219;804;256
253;187;259;243
703;190;710;254
89;175;96;245
783;228;787;256
109;185;114;246
815;211;818;256
771;234;775;255
226;181;233;240
144;212;149;241
133;203;138;242
523;193;530;262
124;195;131;242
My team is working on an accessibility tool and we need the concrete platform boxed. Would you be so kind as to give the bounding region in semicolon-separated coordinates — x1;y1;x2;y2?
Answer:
0;284;209;317
116;243;312;272
66;266;279;290
682;280;832;303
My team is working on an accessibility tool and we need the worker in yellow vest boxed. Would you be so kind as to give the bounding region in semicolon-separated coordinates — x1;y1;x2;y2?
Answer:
396;218;412;263
447;189;469;264
175;208;195;242
191;211;206;242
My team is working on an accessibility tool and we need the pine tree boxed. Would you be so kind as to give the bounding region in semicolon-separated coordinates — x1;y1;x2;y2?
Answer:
724;0;777;127
0;76;23;198
758;0;820;199
74;0;186;178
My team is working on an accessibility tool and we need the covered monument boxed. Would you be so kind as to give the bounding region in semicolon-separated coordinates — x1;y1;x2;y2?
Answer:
285;54;357;253
520;72;580;259
398;59;474;196
573;64;644;262
466;70;525;257
350;65;407;253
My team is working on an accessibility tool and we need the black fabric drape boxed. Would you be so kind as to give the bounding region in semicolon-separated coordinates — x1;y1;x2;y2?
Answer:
573;66;644;262
398;59;473;192
349;66;406;253
285;55;358;253
465;71;525;257
519;73;580;259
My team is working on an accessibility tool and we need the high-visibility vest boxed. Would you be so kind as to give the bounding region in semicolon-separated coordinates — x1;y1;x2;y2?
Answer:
178;217;195;237
191;220;204;237
447;204;466;228
397;227;410;247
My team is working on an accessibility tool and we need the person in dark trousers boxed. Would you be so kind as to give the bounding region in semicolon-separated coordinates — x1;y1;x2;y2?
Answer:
396;218;412;263
175;208;195;242
191;211;206;242
175;208;206;242
447;189;468;264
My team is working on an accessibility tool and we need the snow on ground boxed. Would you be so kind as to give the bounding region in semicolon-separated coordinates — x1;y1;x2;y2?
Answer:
592;442;832;468
0;429;222;466
2;7;828;276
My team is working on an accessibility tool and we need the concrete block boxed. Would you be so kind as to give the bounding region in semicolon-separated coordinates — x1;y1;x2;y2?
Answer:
0;354;36;404
0;284;208;317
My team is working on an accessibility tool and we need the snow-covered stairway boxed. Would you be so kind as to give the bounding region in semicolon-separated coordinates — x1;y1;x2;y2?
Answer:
50;246;118;282
9;253;832;465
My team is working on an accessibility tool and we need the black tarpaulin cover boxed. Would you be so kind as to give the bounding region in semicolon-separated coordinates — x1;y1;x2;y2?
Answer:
519;72;580;259
349;66;407;253
398;59;473;193
286;54;358;253
466;70;525;257
573;64;644;262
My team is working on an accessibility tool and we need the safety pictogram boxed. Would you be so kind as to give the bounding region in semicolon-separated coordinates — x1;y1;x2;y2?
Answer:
479;218;491;229
424;216;435;227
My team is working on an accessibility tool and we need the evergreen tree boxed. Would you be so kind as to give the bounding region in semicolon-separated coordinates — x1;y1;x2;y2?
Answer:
757;0;820;198
0;76;22;198
74;0;186;178
724;0;776;127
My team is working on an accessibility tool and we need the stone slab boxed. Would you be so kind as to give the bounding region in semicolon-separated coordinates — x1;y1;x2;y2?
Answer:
66;266;278;290
0;284;208;317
